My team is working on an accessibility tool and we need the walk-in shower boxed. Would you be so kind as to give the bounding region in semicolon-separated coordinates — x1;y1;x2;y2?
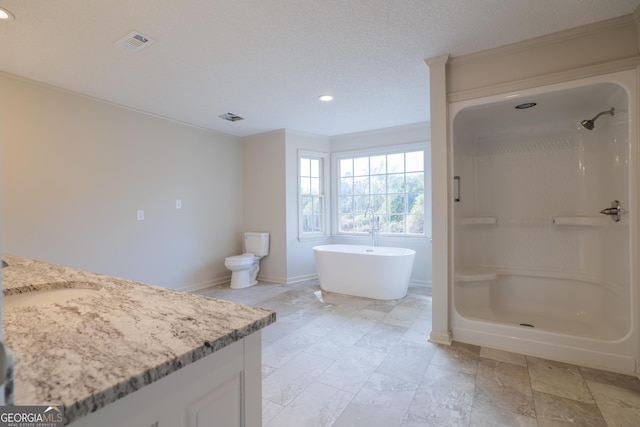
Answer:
450;70;637;373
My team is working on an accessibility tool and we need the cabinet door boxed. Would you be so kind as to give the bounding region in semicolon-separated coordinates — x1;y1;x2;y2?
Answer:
68;338;250;427
185;373;242;427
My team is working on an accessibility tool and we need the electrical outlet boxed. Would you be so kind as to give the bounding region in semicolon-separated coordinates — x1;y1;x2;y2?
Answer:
176;199;182;209
137;210;144;221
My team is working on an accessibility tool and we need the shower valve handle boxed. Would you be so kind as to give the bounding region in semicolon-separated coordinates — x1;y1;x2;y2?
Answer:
599;200;625;222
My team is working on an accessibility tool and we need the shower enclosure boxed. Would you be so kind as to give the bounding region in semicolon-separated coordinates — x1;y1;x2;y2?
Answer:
450;70;637;373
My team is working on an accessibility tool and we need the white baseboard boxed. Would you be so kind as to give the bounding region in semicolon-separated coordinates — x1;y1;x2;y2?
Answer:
256;273;318;285
409;280;432;288
254;274;287;284
284;273;318;285
179;275;429;293
177;275;231;292
429;330;452;345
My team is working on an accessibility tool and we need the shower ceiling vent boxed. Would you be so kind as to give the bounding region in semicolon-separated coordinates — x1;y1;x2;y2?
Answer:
115;31;155;51
218;113;245;122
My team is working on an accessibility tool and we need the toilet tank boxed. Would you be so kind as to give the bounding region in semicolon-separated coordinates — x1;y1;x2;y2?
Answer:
244;232;269;256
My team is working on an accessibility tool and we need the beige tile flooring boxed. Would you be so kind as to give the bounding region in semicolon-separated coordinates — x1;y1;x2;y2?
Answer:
195;280;640;426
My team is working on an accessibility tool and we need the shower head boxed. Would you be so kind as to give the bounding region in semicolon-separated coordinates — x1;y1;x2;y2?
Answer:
580;107;614;130
580;119;595;130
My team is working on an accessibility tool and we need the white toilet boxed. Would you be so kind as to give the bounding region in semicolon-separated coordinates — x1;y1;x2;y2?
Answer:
224;232;269;289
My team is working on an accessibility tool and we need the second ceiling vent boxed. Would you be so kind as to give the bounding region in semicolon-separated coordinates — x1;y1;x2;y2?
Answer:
115;31;155;52
218;113;245;122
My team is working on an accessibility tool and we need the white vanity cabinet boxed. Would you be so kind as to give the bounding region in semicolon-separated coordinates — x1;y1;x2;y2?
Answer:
69;332;262;427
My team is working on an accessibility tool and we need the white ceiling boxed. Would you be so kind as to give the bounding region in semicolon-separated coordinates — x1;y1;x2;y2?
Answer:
0;0;638;137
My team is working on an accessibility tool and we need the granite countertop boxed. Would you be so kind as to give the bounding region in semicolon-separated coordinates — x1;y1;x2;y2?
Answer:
1;254;275;424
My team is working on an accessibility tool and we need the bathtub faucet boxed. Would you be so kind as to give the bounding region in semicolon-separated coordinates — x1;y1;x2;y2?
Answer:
365;208;380;246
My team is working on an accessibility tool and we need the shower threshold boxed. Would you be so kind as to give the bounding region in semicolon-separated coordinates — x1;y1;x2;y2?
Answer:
458;306;626;341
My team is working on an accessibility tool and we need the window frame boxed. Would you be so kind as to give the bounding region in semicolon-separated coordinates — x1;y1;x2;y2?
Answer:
331;142;429;238
297;150;330;240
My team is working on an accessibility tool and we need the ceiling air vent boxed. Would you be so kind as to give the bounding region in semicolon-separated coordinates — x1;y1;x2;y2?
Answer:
218;113;245;122
115;31;155;52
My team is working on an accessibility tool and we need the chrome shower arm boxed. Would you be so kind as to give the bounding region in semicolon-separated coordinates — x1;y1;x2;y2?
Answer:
589;107;615;122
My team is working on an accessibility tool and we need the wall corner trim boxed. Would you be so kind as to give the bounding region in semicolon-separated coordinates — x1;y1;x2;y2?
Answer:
634;3;640;52
449;15;635;66
429;331;453;346
425;54;450;67
448;55;640;104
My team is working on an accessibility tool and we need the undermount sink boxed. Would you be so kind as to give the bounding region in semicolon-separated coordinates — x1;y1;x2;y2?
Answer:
4;285;102;309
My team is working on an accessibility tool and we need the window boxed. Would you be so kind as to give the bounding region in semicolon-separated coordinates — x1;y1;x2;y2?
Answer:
335;147;425;236
299;152;328;237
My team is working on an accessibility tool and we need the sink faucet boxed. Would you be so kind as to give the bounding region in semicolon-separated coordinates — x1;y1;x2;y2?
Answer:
364;208;379;247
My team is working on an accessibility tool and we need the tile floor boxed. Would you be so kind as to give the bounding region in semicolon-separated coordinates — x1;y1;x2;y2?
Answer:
195;280;640;426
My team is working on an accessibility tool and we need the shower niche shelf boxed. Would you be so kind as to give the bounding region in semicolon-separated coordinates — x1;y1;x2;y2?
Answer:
552;216;609;227
458;217;497;225
458;216;609;227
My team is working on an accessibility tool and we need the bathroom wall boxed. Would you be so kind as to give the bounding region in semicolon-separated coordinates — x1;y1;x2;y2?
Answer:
284;130;332;283
1;71;433;290
242;130;288;283
0;72;244;290
242;129;332;284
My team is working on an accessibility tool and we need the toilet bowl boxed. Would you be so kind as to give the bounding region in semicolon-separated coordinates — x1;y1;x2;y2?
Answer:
225;253;261;289
224;232;269;289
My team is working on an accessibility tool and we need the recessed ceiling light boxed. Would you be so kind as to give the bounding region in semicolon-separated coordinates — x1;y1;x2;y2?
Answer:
318;95;334;102
0;7;15;21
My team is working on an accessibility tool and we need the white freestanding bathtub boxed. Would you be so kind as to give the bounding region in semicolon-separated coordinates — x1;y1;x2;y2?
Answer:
313;244;416;300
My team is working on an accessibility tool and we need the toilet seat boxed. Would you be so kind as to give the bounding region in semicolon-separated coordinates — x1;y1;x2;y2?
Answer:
224;253;255;267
